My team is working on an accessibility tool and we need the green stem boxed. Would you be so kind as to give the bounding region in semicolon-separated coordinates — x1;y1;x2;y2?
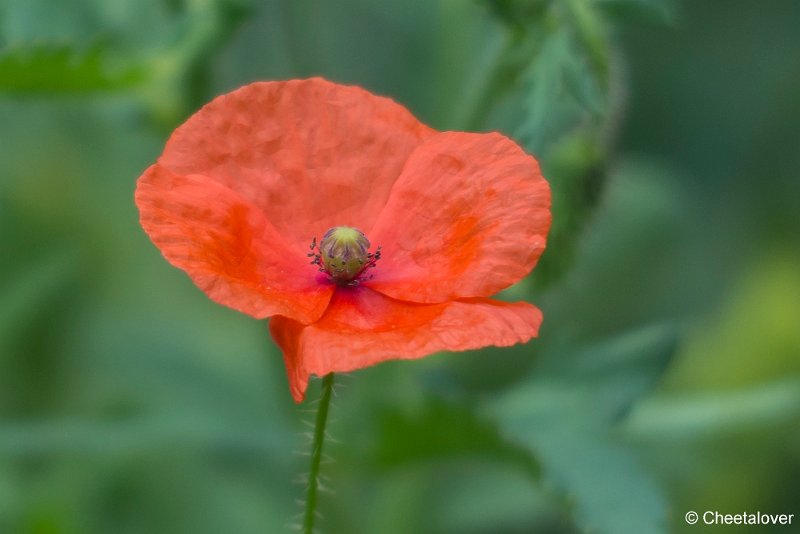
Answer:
303;373;335;534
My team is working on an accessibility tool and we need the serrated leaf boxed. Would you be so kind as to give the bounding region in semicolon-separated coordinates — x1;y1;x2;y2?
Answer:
491;324;678;534
372;398;540;478
0;43;144;93
506;6;611;286
517;29;607;156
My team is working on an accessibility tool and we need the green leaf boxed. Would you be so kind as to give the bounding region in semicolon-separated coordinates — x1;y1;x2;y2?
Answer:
492;324;678;534
0;43;144;93
0;250;80;342
490;1;613;286
371;397;540;478
482;0;551;31
592;0;677;24
517;28;607;157
626;379;800;440
0;413;291;457
433;462;566;533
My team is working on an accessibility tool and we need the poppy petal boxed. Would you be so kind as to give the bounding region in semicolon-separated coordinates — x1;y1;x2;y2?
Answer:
156;78;434;247
269;287;542;402
136;164;333;323
366;131;551;302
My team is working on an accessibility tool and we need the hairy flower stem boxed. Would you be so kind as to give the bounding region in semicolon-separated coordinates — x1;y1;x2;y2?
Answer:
303;373;335;534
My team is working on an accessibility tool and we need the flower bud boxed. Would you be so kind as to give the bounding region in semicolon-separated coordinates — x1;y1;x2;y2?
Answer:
319;226;371;283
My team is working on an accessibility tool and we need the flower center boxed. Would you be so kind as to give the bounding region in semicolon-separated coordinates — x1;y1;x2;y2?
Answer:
308;226;381;285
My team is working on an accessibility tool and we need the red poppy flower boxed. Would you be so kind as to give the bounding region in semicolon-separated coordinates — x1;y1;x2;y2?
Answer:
135;78;551;402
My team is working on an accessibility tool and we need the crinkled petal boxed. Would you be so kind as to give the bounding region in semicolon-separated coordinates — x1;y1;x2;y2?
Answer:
157;78;434;247
366;131;551;303
136;164;333;323
269;286;542;402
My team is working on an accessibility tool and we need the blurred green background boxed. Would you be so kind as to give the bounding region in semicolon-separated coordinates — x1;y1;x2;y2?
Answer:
1;0;799;532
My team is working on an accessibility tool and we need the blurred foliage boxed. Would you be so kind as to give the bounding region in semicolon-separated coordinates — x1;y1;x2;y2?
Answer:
1;0;799;533
493;323;677;534
0;43;143;93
